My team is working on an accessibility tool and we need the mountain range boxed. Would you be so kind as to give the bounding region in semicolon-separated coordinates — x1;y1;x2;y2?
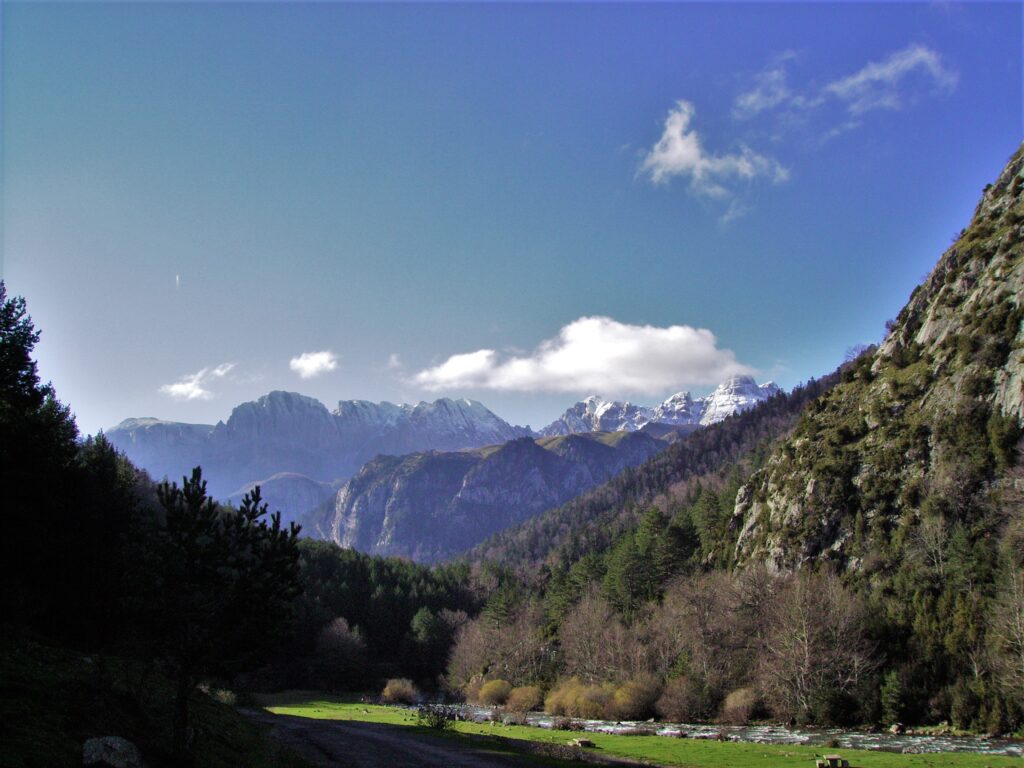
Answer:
539;376;780;436
107;393;532;500
107;376;779;522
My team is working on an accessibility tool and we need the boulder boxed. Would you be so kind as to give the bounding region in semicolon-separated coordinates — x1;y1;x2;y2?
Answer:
568;738;596;748
82;736;144;768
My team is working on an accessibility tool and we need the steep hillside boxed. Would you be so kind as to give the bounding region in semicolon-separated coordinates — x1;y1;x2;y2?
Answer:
732;145;1024;572
319;431;666;563
468;371;839;573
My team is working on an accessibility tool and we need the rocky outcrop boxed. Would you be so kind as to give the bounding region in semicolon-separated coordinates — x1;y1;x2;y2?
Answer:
325;431;667;563
732;145;1024;572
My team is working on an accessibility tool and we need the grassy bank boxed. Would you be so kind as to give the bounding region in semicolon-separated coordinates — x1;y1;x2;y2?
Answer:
260;693;1022;768
0;635;307;768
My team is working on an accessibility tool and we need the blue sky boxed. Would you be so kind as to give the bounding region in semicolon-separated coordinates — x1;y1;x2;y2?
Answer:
2;2;1021;434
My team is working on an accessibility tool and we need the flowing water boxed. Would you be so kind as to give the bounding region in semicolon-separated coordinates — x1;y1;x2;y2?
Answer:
450;705;1024;756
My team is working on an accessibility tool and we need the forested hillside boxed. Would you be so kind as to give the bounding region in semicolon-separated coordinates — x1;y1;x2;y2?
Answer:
467;370;840;575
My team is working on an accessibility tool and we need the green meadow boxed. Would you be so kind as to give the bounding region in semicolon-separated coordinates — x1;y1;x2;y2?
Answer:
260;693;1023;768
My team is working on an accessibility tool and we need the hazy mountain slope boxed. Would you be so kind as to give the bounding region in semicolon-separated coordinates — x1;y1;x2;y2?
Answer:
323;431;666;563
226;472;338;527
732;145;1024;572
467;371;839;572
107;392;532;498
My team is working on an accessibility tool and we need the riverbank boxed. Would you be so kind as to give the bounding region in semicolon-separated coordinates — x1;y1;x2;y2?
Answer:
257;693;1024;768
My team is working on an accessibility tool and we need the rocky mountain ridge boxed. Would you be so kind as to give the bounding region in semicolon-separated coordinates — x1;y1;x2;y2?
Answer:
315;430;668;563
107;392;532;498
539;375;780;436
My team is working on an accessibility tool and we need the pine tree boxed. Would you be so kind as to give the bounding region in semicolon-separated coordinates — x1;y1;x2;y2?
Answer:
132;467;301;758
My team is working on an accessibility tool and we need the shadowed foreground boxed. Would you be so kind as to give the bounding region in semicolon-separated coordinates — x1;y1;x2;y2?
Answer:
244;709;635;768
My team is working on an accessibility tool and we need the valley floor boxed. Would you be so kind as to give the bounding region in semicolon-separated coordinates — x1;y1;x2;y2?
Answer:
245;708;620;767
254;695;1024;768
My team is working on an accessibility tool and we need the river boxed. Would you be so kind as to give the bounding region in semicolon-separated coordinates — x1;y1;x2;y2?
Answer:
449;705;1024;756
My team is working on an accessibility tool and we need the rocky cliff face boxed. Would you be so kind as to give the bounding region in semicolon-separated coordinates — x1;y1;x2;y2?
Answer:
732;145;1024;572
540;376;780;436
107;392;532;499
324;431;667;563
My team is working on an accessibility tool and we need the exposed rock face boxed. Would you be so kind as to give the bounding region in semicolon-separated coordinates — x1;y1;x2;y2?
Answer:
732;145;1024;572
540;376;780;436
325;431;667;563
107;392;533;499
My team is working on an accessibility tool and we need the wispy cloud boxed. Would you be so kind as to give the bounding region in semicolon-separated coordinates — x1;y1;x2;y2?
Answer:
732;44;957;137
289;350;338;379
823;44;957;115
640;100;788;201
733;52;796;120
414;316;752;395
159;362;235;401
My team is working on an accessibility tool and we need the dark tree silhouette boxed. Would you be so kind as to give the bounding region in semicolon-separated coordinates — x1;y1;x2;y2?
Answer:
134;467;301;758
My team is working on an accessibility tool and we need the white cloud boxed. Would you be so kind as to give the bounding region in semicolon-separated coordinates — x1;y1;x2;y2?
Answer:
386;353;403;370
159;362;235;401
640;100;788;199
289;350;338;379
413;316;752;395
824;44;957;115
733;54;795;119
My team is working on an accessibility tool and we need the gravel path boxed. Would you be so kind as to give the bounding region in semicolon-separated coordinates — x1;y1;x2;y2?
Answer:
244;709;615;768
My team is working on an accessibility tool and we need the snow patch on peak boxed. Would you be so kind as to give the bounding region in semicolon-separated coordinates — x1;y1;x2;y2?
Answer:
541;377;782;435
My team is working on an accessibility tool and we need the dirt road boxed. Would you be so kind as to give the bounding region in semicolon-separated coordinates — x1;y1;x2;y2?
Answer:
245;709;637;768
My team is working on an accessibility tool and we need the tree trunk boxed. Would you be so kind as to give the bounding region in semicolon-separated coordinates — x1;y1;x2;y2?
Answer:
173;672;194;763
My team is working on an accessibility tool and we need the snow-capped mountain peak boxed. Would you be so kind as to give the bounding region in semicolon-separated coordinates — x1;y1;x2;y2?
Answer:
540;376;781;435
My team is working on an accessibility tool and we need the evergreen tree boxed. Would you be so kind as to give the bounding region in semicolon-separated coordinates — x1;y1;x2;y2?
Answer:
0;281;79;627
131;468;301;758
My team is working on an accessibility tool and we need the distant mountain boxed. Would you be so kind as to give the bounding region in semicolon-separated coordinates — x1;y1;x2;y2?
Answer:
315;431;668;563
539;375;780;436
107;392;533;499
226;472;339;528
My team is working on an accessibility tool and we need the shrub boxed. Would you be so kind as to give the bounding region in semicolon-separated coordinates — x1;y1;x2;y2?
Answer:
578;683;615;719
479;678;513;706
551;716;584;731
609;675;662;721
416;704;455;730
656;676;717;723
464;677;483;704
720;687;758;725
506;685;543;713
381;678;419;705
544;678;614;719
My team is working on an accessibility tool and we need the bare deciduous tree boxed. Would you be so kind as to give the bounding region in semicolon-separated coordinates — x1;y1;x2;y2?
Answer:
758;572;876;723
